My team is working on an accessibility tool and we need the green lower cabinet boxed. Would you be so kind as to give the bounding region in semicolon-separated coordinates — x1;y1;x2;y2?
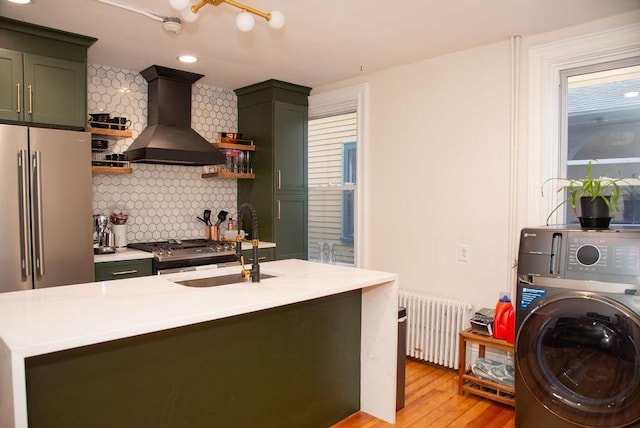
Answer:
274;194;308;260
25;290;362;428
241;247;275;264
94;259;153;281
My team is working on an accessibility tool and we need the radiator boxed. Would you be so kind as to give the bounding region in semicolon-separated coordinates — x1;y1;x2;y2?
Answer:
399;291;473;369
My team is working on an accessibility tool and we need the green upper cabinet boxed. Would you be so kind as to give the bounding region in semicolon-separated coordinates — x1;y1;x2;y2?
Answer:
0;48;22;122
274;102;308;194
0;17;96;129
235;80;311;261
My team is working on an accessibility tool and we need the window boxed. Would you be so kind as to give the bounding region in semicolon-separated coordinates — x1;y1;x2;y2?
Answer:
561;60;640;225
307;83;368;267
308;113;357;265
528;23;640;226
342;142;356;242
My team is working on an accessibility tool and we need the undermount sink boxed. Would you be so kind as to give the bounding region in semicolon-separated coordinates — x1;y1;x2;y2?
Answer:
175;273;276;288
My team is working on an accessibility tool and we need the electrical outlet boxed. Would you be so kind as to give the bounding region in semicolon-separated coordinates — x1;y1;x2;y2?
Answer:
458;245;469;262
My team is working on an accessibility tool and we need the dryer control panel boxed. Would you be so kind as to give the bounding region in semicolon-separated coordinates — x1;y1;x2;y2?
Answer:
567;235;640;273
519;227;640;285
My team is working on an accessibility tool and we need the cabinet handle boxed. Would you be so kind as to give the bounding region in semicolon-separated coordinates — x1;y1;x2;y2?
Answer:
27;85;33;114
277;200;281;220
246;256;268;263
16;83;21;113
277;169;282;190
111;269;138;276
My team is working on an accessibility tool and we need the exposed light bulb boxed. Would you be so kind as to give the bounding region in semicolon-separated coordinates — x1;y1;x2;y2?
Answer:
268;10;285;30
169;0;190;11
236;11;255;32
181;4;200;23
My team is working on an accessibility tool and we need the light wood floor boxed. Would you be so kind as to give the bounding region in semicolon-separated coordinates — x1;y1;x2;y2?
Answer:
333;359;515;428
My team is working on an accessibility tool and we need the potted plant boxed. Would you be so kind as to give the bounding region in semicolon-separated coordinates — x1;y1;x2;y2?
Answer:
542;161;626;228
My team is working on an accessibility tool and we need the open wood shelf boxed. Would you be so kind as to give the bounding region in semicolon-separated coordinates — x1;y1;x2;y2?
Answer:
92;160;132;175
213;142;255;151
92;166;132;175
88;127;132;139
202;171;255;179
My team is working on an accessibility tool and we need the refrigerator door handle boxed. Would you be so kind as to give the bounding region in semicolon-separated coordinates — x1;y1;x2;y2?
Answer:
33;151;45;276
18;149;31;277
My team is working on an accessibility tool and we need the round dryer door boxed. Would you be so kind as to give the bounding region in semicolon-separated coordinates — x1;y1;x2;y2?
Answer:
516;292;640;427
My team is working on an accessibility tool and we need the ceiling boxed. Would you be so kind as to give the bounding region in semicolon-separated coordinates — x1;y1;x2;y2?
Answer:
2;0;639;90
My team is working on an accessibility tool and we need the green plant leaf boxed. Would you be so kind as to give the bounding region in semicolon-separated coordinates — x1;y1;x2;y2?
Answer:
542;160;628;225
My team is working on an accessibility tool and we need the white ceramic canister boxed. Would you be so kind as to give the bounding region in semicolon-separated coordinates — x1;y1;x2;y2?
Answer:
111;224;127;248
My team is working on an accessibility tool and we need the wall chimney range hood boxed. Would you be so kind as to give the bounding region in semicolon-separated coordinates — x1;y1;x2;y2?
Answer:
124;65;226;166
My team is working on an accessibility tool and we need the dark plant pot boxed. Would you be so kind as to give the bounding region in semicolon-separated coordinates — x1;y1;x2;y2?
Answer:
578;196;612;229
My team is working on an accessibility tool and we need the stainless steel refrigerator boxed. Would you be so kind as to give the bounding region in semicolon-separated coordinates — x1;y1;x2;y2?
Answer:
0;124;94;292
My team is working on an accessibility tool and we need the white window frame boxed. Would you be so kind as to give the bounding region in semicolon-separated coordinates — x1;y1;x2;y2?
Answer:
528;23;640;226
309;84;369;267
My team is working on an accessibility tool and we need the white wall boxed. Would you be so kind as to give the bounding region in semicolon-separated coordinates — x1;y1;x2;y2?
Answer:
312;10;640;311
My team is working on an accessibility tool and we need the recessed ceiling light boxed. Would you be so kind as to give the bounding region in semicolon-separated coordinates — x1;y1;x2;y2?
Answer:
178;55;198;63
624;91;639;98
8;0;32;4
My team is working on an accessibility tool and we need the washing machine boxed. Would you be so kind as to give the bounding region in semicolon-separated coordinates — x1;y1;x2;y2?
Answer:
516;226;640;428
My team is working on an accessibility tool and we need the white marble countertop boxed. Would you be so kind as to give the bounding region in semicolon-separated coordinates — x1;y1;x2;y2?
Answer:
93;248;153;263
1;258;387;357
93;241;276;263
0;259;398;426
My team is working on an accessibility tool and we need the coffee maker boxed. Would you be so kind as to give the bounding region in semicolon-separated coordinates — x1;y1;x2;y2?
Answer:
93;214;116;254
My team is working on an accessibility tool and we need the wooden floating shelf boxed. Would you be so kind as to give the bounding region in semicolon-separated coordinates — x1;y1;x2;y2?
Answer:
88;127;132;139
92;166;132;175
201;172;255;179
213;142;255;151
220;138;254;144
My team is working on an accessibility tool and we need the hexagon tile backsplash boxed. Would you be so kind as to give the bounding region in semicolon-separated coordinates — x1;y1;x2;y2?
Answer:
89;64;239;243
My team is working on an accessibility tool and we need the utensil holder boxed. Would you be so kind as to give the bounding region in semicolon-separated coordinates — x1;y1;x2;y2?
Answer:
208;226;219;240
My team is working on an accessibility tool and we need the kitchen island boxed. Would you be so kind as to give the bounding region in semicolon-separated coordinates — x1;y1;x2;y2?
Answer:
0;259;398;427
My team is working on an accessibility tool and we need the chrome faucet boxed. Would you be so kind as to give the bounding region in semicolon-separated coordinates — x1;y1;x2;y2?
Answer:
235;202;261;283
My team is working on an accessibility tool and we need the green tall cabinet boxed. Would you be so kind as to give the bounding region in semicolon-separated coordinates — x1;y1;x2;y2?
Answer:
0;17;96;129
235;80;311;260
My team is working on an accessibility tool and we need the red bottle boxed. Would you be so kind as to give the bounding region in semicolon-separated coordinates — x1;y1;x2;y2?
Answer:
494;296;515;343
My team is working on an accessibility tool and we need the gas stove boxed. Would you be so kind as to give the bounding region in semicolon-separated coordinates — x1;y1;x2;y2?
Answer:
128;239;239;272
